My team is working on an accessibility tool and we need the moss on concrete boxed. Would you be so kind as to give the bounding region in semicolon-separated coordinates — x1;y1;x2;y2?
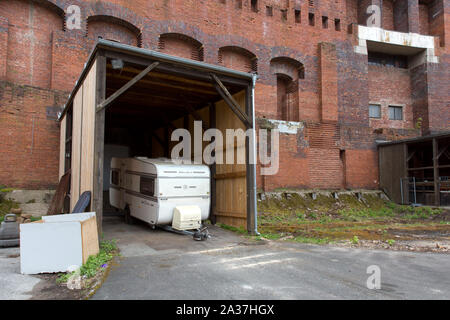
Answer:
257;191;448;243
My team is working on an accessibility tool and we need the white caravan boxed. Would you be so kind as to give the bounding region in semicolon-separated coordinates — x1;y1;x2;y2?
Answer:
109;157;210;230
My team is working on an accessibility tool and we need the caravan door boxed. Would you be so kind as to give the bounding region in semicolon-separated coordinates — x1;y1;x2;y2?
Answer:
110;158;125;210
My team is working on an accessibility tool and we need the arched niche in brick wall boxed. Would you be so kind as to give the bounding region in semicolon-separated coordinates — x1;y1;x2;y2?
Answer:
270;56;304;81
0;0;64;88
218;46;258;73
270;57;304;122
158;33;204;61
86;15;142;47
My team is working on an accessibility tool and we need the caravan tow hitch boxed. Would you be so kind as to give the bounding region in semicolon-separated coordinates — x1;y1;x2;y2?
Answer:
159;225;211;241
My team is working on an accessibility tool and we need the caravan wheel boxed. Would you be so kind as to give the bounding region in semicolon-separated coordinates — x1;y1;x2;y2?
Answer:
124;206;134;225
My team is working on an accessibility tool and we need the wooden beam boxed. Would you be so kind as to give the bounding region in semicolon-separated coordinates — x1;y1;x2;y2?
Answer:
211;74;251;128
436;144;449;160
185;105;208;131
93;54;106;239
407;150;416;162
209;103;217;225
433;138;440;206
104;51;251;88
151;131;165;149
245;85;257;235
106;72;218;96
214;171;246;180
402;143;409;204
105;87;207;105
97;62;159;112
160;114;178;131
108;65;215;89
445;150;450;160
164;126;170;158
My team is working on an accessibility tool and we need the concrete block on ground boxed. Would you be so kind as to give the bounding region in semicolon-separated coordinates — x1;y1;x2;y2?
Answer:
19;203;49;217
6;190;55;204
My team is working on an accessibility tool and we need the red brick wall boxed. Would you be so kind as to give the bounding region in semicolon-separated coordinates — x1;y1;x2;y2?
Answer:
345;149;379;189
51;31;91;92
308;148;344;189
0;16;7;79
427;57;450;133
368;64;414;130
0;0;447;191
419;4;430;35
382;0;395;31
159;33;203;61
0;0;64;89
259;133;310;190
346;0;358;25
0;82;66;189
428;0;446;46
219;46;256;73
87;19;139;46
319;42;338;122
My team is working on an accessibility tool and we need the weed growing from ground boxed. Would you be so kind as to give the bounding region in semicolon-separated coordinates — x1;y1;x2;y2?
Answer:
57;239;119;284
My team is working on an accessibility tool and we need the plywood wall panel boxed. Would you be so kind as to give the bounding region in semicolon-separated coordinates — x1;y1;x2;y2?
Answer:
80;61;97;199
70;88;83;210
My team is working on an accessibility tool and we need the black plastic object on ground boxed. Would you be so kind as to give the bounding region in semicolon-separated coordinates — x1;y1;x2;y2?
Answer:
72;191;91;214
0;214;20;248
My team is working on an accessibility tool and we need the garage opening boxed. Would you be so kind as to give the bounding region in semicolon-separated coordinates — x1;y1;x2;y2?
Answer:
58;40;257;236
378;133;450;207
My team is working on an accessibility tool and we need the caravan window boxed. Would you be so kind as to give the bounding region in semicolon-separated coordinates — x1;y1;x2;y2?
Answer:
140;177;155;197
111;170;120;186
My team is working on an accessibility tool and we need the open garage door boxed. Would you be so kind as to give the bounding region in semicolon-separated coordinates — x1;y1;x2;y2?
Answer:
214;91;248;228
58;40;257;235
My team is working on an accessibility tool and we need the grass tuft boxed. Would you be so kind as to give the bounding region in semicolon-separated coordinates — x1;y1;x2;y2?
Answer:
57;239;118;285
217;223;247;235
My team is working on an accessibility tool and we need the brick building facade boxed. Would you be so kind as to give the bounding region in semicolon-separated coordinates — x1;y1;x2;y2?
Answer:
0;0;449;191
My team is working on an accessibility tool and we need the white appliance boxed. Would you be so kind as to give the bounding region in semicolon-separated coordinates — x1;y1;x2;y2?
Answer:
109;157;210;229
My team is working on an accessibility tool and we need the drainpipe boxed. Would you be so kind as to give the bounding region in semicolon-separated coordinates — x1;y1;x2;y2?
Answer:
251;73;260;236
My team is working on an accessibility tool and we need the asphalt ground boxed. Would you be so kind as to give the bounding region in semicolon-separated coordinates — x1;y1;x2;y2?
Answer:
93;216;450;300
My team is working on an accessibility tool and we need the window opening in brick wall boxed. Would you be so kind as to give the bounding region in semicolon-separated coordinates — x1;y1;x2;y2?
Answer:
368;51;408;69
277;74;299;122
266;6;273;16
295;9;301;23
389;106;403;120
251;0;258;12
322;16;328;28
369;104;381;118
309;13;315;26
335;18;341;31
281;9;288;21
